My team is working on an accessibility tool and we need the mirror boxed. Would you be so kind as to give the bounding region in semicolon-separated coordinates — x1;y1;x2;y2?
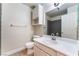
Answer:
44;3;79;40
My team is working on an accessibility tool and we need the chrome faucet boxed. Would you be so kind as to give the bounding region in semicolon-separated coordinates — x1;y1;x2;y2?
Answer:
51;33;56;40
51;33;55;36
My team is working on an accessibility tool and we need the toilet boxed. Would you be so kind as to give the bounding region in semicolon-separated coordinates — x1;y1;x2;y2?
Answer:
25;42;34;55
25;35;40;55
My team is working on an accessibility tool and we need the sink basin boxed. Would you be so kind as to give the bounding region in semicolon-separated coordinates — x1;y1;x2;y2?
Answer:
41;37;58;44
45;39;57;44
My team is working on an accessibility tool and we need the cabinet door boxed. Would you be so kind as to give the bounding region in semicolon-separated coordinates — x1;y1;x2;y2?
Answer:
32;6;38;19
34;46;49;56
61;13;77;39
38;4;44;24
35;42;57;56
57;52;66;56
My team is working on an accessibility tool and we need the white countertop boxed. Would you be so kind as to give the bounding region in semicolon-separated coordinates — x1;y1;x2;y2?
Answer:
33;35;79;56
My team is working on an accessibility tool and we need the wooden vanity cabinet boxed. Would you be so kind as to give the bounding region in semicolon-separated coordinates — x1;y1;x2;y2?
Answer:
34;42;66;56
57;52;66;56
34;46;49;56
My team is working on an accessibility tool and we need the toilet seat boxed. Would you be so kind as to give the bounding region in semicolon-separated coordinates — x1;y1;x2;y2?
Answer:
25;42;34;49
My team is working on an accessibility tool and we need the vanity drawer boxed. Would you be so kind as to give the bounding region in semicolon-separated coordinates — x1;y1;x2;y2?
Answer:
34;46;49;56
34;42;57;56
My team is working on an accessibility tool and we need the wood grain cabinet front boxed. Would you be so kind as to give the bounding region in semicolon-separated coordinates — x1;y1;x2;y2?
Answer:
34;46;49;56
34;42;57;56
34;42;66;56
57;52;66;56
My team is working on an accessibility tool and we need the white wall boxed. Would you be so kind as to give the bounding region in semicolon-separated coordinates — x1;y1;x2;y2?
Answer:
61;5;78;40
1;3;33;54
49;16;61;21
46;15;51;20
45;3;64;12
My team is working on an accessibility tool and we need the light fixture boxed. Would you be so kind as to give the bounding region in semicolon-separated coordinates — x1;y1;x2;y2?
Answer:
54;3;60;11
54;3;60;7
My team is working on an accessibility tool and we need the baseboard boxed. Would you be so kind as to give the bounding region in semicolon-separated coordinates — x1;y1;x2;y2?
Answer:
1;46;26;56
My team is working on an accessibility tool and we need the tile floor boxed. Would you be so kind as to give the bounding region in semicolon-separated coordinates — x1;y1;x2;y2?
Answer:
10;49;34;56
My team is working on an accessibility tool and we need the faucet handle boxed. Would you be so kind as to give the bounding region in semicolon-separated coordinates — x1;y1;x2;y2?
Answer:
56;32;59;36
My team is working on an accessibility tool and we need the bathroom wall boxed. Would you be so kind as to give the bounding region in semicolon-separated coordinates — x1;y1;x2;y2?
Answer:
77;4;79;40
46;15;51;20
0;4;1;55
47;14;61;22
1;3;33;54
33;25;44;36
49;16;61;21
61;5;78;39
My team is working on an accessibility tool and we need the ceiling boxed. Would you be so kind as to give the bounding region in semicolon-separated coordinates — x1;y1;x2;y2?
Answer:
47;9;67;17
23;3;77;17
23;3;38;7
45;3;77;17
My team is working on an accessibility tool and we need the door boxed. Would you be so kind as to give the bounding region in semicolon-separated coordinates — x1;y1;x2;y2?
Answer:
34;46;49;56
